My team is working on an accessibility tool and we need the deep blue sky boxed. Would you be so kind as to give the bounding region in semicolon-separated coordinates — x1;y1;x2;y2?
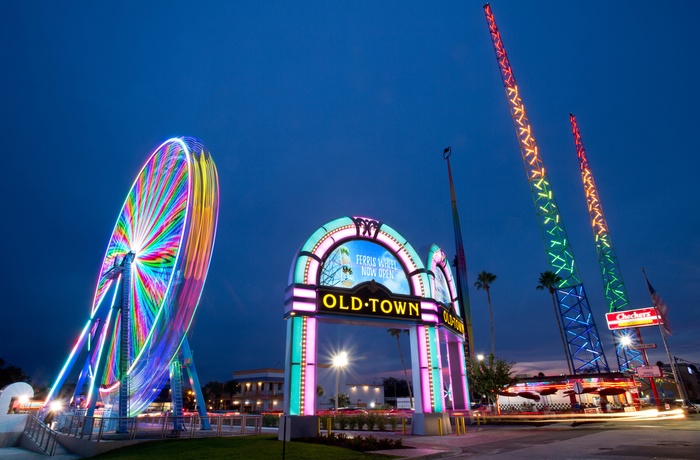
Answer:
2;1;698;389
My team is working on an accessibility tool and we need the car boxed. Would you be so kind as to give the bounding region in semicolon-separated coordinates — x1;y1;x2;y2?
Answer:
684;400;700;414
665;399;700;414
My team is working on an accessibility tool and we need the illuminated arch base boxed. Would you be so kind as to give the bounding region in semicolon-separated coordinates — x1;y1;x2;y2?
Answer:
280;216;470;438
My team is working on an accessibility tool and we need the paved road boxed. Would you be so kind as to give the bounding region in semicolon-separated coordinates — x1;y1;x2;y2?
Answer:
395;417;700;459
2;415;698;459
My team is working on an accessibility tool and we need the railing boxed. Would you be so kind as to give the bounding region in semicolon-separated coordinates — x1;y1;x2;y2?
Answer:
24;414;59;456
52;413;263;442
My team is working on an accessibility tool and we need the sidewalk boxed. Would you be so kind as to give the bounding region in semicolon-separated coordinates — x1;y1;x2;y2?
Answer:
368;417;700;459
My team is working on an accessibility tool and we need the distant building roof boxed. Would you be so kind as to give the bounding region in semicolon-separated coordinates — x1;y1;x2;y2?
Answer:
232;368;285;380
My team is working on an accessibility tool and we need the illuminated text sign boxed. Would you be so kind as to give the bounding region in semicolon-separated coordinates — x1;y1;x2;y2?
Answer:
605;307;660;330
317;282;420;321
440;307;465;335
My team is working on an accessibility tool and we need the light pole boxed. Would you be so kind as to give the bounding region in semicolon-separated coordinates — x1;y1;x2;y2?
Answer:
333;351;348;410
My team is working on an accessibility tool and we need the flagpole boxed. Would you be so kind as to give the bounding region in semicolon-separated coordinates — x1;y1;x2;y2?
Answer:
642;268;687;407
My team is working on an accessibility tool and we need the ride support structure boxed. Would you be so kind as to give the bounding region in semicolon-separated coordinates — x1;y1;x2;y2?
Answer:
483;4;609;373
570;114;648;372
442;147;474;361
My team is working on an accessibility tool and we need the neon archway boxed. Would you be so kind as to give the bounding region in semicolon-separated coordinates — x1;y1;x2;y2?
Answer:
282;216;469;436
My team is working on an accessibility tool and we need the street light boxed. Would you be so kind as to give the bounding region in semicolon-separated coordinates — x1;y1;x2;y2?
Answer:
333;351;349;410
477;354;485;362
620;335;632;347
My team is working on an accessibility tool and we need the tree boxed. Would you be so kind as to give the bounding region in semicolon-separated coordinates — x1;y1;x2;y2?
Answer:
220;380;240;410
467;354;518;411
202;381;225;410
387;329;413;408
329;393;350;408
536;271;573;374
474;271;497;356
0;358;29;389
381;377;412;401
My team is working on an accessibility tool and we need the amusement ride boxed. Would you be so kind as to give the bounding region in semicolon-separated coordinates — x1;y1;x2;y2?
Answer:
41;137;219;431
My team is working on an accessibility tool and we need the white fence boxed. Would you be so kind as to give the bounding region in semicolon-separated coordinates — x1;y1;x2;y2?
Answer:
54;413;263;442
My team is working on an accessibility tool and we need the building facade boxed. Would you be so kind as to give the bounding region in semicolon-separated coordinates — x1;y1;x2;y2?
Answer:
232;368;285;413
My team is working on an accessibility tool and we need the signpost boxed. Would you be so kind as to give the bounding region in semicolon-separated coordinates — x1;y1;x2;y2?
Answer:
629;343;657;350
605;307;660;330
637;366;662;378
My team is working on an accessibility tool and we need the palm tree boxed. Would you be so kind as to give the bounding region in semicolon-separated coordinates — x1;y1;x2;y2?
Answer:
387;328;413;408
536;271;573;374
474;271;497;356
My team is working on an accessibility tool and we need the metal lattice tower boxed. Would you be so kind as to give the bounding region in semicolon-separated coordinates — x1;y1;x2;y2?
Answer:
118;252;134;433
443;147;473;360
570;114;646;372
483;4;609;373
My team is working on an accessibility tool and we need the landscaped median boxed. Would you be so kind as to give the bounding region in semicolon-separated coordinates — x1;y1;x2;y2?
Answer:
91;435;406;459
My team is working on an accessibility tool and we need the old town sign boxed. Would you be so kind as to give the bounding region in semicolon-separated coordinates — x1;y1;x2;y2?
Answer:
318;280;421;321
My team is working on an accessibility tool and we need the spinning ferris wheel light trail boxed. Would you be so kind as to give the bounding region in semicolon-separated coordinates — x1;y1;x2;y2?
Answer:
43;137;219;426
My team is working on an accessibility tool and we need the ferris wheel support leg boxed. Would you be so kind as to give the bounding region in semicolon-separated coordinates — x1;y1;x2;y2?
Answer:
117;253;134;434
84;304;121;423
181;338;211;430
169;360;184;432
41;319;91;420
72;319;107;405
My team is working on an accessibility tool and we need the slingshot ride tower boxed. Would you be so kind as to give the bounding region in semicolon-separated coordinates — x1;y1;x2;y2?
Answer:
483;4;609;373
42;137;219;432
569;114;647;373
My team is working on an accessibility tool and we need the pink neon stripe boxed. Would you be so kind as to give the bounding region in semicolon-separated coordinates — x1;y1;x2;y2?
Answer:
421;313;438;323
315;237;337;259
421;368;431;412
374;234;416;270
417;326;427;367
458;340;468;401
293;301;316;312
306;260;320;285
416;326;432;412
294;288;317;299
303;318;317;415
333;227;359;241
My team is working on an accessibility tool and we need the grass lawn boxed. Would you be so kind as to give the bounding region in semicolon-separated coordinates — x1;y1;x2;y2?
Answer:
92;435;398;459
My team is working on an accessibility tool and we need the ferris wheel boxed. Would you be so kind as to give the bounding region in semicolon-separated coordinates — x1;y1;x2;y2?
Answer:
44;137;219;419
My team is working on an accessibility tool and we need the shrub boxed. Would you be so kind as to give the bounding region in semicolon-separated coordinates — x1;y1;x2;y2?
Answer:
297;433;404;452
335;414;350;430
388;415;398;431
261;414;279;427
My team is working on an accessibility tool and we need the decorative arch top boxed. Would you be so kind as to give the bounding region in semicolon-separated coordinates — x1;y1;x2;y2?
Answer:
289;216;427;293
286;216;431;319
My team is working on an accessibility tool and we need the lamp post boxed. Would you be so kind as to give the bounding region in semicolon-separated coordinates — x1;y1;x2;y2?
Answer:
333;351;348;410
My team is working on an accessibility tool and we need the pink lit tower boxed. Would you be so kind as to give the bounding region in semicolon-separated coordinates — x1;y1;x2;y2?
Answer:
569;114;650;373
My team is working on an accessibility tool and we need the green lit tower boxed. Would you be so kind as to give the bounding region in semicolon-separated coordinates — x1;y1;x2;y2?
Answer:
569;114;647;372
484;4;609;373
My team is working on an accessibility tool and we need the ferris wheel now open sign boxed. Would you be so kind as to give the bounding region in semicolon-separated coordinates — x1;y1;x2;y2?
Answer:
605;307;660;330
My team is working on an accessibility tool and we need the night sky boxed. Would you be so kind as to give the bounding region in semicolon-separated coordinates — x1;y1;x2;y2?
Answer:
2;1;699;392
